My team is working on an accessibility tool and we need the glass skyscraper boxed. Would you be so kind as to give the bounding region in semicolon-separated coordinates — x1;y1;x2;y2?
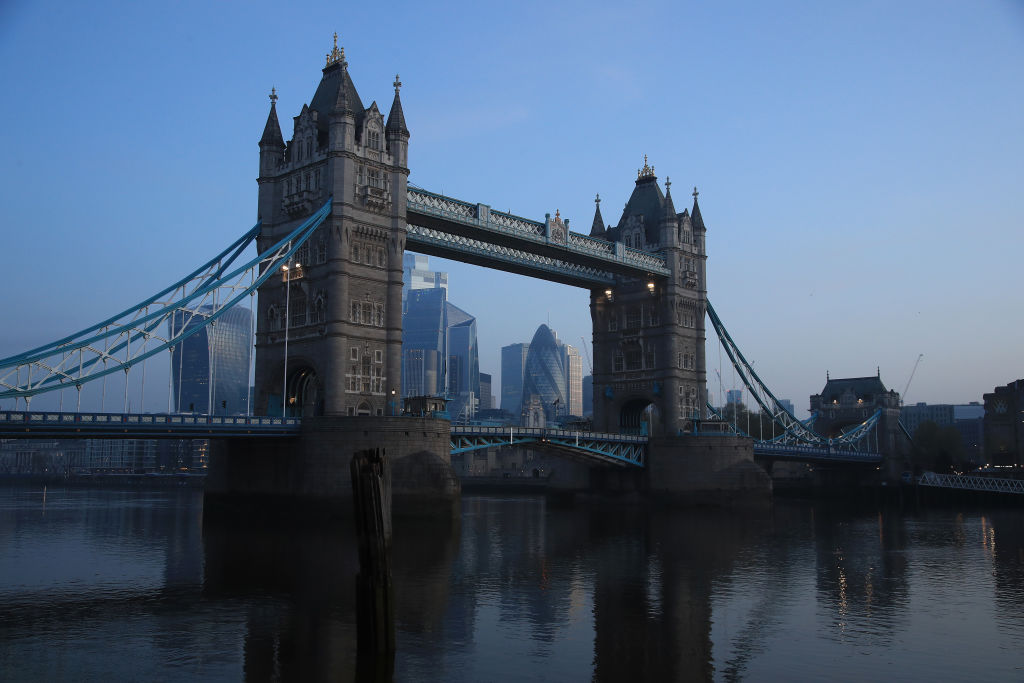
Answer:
402;253;448;312
522;325;568;422
501;343;530;414
169;305;253;415
508;326;584;424
401;285;480;420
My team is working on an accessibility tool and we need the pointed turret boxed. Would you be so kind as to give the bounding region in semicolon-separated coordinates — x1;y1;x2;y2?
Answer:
590;193;606;237
691;186;706;232
658;177;679;247
385;74;409;167
259;88;285;178
386;74;409;138
662;177;677;218
260;88;284;148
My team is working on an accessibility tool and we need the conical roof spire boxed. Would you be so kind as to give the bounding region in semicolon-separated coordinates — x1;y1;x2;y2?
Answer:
691;186;706;231
662;176;677;218
386;74;409;137
259;87;284;147
590;193;605;236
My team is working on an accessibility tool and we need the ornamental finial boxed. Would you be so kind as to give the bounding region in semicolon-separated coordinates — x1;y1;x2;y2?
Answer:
638;155;655;179
269;87;277;104
692;186;699;200
394;74;402;92
326;32;346;68
665;176;671;191
595;193;601;205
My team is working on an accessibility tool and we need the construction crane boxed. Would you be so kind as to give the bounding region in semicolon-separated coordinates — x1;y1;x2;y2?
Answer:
579;336;593;374
901;354;924;405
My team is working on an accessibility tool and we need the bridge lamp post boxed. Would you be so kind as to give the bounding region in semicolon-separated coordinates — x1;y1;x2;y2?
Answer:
647;280;655;294
281;259;292;417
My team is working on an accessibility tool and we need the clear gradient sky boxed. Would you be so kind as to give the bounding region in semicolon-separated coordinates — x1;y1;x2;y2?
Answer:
1;0;1022;415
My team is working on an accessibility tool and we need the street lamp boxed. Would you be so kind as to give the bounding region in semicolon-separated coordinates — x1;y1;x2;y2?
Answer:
281;258;291;417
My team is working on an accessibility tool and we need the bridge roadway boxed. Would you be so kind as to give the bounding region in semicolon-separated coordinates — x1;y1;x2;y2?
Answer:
0;410;301;439
752;441;882;465
0;411;880;466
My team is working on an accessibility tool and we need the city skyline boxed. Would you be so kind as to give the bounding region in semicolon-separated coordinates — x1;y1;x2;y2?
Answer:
1;1;1021;416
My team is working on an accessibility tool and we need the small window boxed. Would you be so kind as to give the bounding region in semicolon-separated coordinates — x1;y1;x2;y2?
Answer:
352;244;360;262
613;353;624;373
374;350;383;363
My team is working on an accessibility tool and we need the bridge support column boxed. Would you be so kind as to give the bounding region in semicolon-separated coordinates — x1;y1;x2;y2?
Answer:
206;416;459;516
645;435;771;506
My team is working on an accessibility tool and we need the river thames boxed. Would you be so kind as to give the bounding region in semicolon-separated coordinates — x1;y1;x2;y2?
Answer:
1;486;1023;681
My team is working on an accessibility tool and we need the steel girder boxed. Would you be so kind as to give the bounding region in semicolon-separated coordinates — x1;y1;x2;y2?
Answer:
0;199;333;403
753;441;882;464
406;188;670;285
449;425;646;467
406;224;617;288
918;472;1024;494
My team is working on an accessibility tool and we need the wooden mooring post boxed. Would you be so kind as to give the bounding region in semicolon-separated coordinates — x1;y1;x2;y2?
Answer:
351;447;395;669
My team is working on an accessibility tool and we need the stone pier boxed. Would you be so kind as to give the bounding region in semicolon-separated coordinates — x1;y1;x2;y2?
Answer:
646;435;771;506
206;416;459;515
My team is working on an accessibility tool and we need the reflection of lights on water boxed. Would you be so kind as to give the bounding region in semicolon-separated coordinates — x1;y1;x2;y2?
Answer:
980;516;997;558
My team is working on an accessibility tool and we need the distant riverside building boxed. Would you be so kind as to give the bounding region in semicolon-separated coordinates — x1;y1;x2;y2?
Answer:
901;402;985;464
983;380;1024;467
402;253;447;312
778;399;795;416
0;438;207;475
479;373;492;411
501;343;530;414
726;389;743;406
446;302;480;421
564;345;583;417
169;305;253;415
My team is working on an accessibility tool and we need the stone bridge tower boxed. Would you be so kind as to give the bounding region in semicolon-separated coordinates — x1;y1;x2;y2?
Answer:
589;160;708;436
810;373;908;476
253;37;409;417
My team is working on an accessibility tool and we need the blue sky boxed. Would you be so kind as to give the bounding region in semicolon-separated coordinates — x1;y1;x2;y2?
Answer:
1;0;1021;414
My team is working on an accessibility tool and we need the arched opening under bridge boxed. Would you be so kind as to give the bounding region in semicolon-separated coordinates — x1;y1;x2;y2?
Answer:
620;399;660;436
286;366;322;417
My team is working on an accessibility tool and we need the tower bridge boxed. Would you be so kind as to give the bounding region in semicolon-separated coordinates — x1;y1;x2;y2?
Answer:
0;38;905;506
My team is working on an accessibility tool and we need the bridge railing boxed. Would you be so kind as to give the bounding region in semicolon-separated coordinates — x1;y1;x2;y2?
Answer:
0;410;301;430
450;424;647;443
753;441;882;462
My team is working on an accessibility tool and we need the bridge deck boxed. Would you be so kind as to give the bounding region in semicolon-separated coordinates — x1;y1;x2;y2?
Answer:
0;411;301;439
753;441;882;464
450;425;647;467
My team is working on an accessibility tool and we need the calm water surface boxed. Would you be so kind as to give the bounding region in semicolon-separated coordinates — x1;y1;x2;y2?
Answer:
1;486;1023;681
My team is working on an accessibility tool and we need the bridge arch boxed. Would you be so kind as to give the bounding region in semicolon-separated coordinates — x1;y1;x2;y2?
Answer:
619;398;661;436
286;365;322;417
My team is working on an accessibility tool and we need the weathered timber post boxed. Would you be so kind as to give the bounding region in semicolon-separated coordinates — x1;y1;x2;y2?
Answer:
351;448;395;666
